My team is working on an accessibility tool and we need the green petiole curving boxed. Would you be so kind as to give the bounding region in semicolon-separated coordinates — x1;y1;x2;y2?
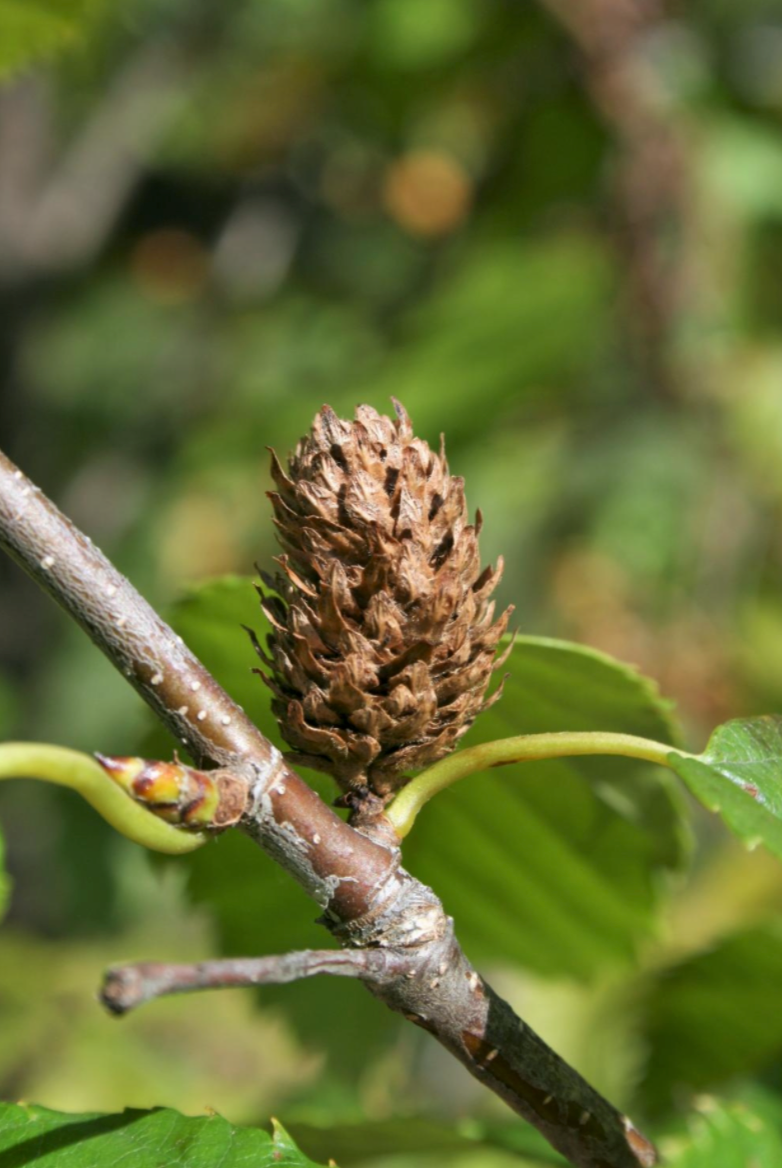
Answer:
0;742;208;854
387;730;696;839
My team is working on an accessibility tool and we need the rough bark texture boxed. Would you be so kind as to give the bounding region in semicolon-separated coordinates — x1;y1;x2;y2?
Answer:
0;446;657;1168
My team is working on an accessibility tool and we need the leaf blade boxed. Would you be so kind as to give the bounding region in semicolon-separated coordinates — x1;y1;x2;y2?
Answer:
640;920;782;1113
405;634;688;978
659;1089;782;1168
0;0;105;79
667;716;782;859
0;1103;331;1167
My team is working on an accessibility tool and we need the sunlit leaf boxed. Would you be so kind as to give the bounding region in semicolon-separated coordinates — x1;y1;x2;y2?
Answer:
0;1103;331;1167
369;0;482;70
659;1089;782;1168
0;0;105;78
668;716;782;860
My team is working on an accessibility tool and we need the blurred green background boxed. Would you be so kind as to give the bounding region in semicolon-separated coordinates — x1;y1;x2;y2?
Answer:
3;0;782;1163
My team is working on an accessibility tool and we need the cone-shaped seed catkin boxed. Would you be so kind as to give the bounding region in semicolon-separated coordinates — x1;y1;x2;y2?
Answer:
256;401;512;801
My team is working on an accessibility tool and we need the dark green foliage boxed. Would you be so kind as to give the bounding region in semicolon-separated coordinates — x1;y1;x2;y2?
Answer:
642;922;782;1111
405;634;686;977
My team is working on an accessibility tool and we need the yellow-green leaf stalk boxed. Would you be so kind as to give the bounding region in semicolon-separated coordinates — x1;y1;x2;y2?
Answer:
0;743;209;854
387;730;696;839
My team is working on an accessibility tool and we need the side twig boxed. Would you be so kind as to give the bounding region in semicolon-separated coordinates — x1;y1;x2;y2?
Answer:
0;447;657;1168
101;949;394;1015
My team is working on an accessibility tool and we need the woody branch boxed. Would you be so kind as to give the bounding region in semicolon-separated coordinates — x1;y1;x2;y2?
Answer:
0;447;656;1168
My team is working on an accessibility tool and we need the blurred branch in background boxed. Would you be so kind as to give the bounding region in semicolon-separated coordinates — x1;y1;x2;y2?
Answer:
0;43;192;281
540;0;690;401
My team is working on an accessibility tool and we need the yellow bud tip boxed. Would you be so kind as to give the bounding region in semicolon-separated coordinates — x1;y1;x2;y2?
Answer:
133;760;187;804
181;778;220;826
96;753;220;827
94;753;145;793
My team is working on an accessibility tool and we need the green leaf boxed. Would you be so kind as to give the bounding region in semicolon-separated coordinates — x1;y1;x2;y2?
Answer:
405;636;687;978
369;0;482;70
288;1116;565;1166
369;236;612;449
159;581;687;993
640;919;782;1112
667;716;782;860
0;0;105;79
0;1103;331;1167
288;1119;480;1164
658;1089;782;1167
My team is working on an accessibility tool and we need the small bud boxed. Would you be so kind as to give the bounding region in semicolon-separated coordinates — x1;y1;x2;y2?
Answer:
95;754;219;826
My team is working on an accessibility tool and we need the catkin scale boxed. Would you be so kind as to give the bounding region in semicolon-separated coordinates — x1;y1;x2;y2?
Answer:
256;400;512;801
